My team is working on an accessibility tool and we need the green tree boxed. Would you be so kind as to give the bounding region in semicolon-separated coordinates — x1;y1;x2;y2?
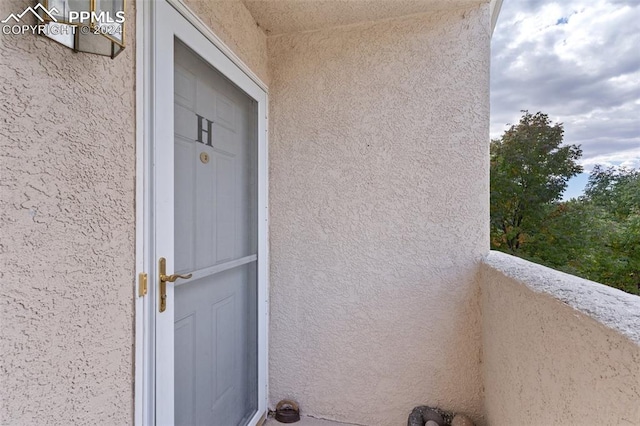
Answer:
511;166;639;295
578;166;640;294
490;111;583;252
585;165;640;219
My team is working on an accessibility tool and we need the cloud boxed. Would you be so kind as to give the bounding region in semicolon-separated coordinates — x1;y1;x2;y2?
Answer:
491;0;640;172
579;147;640;170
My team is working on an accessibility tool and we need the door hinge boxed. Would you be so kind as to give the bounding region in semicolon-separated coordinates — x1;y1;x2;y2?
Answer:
138;272;148;297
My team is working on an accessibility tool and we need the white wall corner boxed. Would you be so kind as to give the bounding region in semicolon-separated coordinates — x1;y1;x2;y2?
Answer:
490;0;504;36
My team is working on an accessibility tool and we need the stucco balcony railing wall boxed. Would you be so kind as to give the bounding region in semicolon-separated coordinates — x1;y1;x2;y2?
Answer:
480;251;640;425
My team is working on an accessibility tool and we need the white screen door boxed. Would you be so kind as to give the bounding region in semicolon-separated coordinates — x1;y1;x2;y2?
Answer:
151;2;268;425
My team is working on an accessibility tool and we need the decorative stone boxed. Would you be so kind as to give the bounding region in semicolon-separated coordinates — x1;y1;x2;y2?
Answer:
408;406;444;426
426;421;439;426
451;414;475;426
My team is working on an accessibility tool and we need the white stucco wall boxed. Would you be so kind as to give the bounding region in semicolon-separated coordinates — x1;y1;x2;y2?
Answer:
0;0;268;424
481;252;640;425
0;1;137;424
267;5;491;425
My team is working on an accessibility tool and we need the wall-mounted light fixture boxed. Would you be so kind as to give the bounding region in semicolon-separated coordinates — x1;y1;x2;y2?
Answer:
38;0;125;59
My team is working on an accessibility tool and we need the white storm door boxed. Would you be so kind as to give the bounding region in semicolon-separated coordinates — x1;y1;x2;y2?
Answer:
152;2;268;425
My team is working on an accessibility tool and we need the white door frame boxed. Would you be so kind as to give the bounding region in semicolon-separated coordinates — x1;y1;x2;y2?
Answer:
134;1;269;424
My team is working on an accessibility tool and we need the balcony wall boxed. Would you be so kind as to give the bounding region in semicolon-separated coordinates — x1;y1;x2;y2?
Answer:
481;251;640;425
267;4;491;424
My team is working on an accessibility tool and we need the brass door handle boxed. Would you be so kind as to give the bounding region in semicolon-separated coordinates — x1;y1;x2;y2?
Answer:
158;257;192;312
161;272;193;283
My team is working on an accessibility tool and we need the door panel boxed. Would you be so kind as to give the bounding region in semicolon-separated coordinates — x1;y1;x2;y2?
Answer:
151;2;268;425
174;41;258;274
174;135;196;273
172;39;258;426
174;315;196;425
174;262;257;426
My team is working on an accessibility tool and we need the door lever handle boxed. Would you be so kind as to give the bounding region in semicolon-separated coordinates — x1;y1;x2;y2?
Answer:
161;272;193;283
158;257;192;312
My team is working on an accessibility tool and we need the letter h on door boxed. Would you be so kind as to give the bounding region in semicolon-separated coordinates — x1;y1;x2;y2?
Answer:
196;114;214;147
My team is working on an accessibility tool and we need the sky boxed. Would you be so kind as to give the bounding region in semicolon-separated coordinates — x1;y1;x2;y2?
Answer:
490;0;640;199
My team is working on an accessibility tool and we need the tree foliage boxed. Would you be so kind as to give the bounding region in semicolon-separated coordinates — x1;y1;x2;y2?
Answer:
585;165;640;220
577;167;640;294
490;111;639;295
490;111;582;251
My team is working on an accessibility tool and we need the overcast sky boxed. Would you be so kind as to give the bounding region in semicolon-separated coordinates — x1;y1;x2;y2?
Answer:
490;0;640;197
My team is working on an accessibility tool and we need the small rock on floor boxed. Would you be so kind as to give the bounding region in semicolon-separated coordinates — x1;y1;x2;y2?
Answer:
425;421;440;426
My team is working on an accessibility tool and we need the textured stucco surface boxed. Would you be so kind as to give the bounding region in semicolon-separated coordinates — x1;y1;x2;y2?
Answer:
1;0;495;423
243;0;485;35
0;0;136;424
0;0;270;424
481;251;640;425
268;6;490;425
182;0;269;85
